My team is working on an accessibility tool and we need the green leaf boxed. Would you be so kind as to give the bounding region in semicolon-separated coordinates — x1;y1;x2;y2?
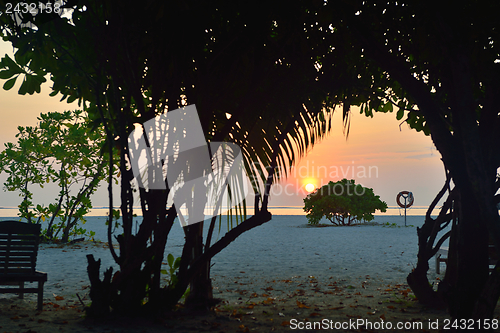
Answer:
3;77;17;90
167;253;174;267
382;101;393;113
14;50;30;67
67;94;77;104
396;108;404;120
0;55;24;75
173;257;181;270
0;70;15;79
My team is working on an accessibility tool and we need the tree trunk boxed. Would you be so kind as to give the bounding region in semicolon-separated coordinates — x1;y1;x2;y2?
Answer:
86;254;114;317
186;259;214;309
442;189;489;319
183;222;215;310
161;210;273;311
407;174;452;307
473;264;500;319
407;260;443;306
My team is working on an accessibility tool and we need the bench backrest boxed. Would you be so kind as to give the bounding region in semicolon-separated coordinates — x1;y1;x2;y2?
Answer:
0;221;41;275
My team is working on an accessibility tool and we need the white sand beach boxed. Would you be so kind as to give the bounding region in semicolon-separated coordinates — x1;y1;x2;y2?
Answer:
0;215;470;332
7;215;440;299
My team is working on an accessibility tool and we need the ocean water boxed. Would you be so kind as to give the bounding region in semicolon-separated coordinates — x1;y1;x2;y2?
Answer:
0;205;432;217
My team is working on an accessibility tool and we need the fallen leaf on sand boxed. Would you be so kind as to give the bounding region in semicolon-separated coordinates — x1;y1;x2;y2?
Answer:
281;321;291;326
263;298;274;304
296;300;310;309
238;324;249;332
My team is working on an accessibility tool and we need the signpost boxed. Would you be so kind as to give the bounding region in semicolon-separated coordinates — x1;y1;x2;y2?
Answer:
396;191;414;226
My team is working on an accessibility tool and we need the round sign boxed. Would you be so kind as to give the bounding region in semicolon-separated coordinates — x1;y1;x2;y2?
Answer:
396;191;414;208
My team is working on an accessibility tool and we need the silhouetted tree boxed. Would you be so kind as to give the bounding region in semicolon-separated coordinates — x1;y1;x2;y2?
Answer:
312;1;500;319
303;179;387;225
0;0;344;314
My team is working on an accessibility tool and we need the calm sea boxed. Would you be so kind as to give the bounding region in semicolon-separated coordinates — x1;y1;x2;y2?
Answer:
0;205;431;217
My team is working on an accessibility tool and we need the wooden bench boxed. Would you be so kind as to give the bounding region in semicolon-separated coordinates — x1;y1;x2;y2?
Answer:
435;245;498;274
435;246;448;274
0;221;47;310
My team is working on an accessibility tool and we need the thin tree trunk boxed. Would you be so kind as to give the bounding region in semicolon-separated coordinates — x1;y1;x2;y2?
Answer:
186;220;212;307
407;173;452;307
161;210;273;311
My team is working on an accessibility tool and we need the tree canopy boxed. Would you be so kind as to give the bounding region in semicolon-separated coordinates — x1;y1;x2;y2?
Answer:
0;110;113;242
312;1;500;319
303;179;387;226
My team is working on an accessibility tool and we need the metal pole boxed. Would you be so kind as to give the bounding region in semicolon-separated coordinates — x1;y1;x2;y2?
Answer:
404;196;407;226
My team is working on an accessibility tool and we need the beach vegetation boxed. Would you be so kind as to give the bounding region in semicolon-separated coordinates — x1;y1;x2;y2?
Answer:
161;253;182;288
0;110;115;242
381;222;414;228
303;179;387;226
0;0;339;316
2;0;499;322
316;2;500;320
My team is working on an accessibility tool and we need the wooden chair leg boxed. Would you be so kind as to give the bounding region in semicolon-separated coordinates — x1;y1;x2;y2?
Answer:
19;281;24;299
37;281;44;311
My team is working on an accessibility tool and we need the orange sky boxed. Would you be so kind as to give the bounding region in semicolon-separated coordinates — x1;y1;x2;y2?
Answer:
269;109;445;208
0;41;446;211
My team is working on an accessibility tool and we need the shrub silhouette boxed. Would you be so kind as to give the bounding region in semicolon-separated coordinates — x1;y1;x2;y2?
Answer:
303;179;387;225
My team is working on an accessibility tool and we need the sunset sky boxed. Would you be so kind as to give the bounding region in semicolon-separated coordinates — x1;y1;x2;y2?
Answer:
0;41;446;214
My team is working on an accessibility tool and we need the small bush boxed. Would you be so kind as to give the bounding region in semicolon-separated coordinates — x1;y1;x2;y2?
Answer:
303;178;387;225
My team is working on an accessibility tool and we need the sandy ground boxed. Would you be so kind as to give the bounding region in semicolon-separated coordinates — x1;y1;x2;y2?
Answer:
0;275;453;332
0;215;495;332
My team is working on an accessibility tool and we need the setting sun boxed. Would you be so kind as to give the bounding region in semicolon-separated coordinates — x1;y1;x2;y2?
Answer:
305;183;315;193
